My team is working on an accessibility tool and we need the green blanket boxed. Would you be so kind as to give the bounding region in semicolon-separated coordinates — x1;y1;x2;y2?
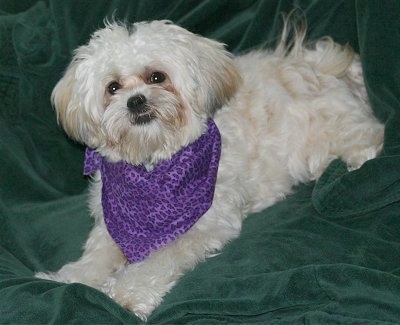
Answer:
1;0;400;323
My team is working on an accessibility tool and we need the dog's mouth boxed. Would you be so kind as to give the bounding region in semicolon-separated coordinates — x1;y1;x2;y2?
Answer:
129;110;155;125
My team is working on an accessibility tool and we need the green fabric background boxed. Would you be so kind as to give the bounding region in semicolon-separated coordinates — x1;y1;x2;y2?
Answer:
1;0;400;323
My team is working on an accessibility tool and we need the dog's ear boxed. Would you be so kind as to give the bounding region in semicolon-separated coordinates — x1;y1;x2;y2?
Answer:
205;41;241;114
195;38;241;114
51;58;102;147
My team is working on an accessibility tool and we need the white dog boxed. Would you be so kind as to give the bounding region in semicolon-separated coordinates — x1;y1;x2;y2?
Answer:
36;19;384;320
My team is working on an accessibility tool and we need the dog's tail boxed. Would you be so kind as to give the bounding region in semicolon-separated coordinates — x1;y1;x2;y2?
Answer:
274;12;307;58
275;13;355;78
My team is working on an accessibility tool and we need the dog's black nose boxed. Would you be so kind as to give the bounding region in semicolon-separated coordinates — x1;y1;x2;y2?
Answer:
127;94;147;113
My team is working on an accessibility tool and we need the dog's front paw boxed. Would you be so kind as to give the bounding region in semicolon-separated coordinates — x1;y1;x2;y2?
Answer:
100;271;166;321
101;280;156;321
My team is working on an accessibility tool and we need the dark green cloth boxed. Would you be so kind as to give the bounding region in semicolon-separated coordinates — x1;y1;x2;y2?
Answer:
1;0;400;323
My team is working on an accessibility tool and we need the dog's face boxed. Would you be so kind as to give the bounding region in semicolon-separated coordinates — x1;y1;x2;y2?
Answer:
52;20;240;165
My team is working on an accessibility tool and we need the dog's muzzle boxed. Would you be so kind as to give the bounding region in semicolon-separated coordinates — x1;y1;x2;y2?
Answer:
127;94;154;125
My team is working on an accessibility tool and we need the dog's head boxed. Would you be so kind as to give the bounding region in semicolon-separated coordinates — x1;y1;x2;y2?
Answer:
52;20;240;165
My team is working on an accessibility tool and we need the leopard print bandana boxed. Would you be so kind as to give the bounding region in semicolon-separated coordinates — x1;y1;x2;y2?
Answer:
83;119;221;263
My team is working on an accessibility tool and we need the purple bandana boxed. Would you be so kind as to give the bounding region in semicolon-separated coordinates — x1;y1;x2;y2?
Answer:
83;119;221;263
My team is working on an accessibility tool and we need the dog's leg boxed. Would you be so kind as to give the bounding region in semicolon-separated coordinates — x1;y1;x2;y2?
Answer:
302;115;384;181
338;59;385;170
100;196;243;320
35;219;126;287
339;124;384;171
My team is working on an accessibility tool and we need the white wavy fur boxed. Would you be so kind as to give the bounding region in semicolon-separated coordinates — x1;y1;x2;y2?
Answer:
36;20;384;320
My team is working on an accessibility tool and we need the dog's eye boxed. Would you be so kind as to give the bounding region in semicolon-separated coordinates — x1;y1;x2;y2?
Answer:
107;81;122;95
149;72;166;84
